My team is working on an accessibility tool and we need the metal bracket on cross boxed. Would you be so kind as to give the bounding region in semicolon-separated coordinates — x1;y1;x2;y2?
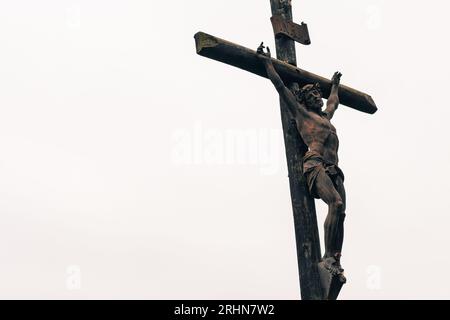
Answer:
271;15;311;45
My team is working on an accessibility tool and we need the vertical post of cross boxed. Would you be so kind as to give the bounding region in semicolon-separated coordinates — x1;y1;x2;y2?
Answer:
269;0;324;300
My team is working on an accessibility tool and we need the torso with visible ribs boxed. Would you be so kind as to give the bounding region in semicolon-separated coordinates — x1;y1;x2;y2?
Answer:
295;111;339;165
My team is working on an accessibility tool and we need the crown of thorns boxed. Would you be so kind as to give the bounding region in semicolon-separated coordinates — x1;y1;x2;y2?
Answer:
294;83;322;102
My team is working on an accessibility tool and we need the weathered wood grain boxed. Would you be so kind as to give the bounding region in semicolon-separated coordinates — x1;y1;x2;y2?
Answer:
194;31;377;115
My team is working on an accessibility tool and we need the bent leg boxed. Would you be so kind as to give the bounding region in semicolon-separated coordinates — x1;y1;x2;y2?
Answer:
311;169;344;259
333;176;346;258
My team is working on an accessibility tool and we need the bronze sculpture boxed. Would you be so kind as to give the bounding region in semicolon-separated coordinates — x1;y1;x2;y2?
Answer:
257;44;346;280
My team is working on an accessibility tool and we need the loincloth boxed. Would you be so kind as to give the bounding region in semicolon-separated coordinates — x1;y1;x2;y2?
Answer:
303;151;345;199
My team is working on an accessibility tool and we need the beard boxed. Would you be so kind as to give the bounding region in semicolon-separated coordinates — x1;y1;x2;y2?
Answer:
307;99;323;112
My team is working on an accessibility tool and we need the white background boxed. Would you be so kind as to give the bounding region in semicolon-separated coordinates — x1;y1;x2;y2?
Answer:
0;0;448;299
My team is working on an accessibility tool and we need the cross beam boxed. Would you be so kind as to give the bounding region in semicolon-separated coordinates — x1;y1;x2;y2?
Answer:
194;32;377;114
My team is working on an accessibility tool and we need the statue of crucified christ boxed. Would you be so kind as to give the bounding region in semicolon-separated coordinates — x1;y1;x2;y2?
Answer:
257;43;346;277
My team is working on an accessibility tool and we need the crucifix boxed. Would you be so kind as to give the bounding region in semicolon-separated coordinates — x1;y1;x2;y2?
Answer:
194;0;377;300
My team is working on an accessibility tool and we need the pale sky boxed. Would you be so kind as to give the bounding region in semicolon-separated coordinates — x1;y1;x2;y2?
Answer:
0;0;449;299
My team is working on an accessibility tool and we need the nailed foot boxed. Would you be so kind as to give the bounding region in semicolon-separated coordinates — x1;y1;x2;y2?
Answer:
318;253;347;299
323;254;346;282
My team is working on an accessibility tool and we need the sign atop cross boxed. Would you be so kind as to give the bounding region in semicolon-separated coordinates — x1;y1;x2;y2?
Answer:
194;0;377;300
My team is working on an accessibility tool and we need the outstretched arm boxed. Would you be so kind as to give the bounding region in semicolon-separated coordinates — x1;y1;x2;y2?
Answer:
256;43;308;119
324;72;342;120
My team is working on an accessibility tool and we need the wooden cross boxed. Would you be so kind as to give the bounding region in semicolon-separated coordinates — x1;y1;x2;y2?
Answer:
194;0;377;300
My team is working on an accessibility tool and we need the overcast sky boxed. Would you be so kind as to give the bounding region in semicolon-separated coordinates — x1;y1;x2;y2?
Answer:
0;0;449;299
